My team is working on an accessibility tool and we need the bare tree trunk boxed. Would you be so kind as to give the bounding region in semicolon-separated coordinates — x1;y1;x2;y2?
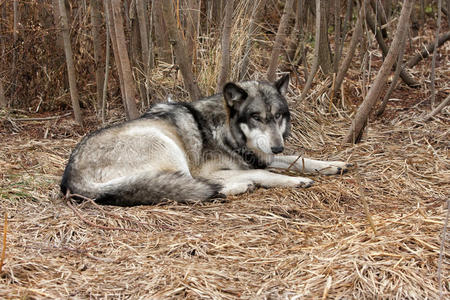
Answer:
1;3;5;54
0;3;6;108
410;5;420;36
12;0;18;55
370;0;388;38
318;0;333;75
299;0;321;102
136;0;151;107
384;0;392;20
332;0;353;79
366;7;419;87
129;5;147;110
161;0;202;101
11;0;18;104
447;0;450;29
58;0;83;126
13;0;18;42
333;0;341;73
239;0;266;80
375;29;408;116
91;0;105;115
148;0;156;70
185;0;200;64
52;0;65;51
266;0;294;82
334;4;364;97
343;0;413;144
153;0;172;63
105;0;125;103
110;0;139;120
420;0;425;27
102;0;111;124
287;0;305;62
430;0;443;108
211;0;224;27
342;0;353;40
216;0;234;92
0;79;6;108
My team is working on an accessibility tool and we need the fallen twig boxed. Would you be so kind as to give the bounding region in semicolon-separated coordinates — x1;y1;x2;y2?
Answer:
286;155;302;171
423;93;450;121
437;199;449;300
356;172;377;235
9;112;72;122
24;242;114;262
322;275;332;300
0;213;7;273
406;31;450;68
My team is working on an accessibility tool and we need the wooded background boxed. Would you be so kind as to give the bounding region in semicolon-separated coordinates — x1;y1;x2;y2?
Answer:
1;0;449;142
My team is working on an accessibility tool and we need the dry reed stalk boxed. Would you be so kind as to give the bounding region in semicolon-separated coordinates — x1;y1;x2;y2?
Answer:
0;213;7;273
438;199;449;300
355;172;377;236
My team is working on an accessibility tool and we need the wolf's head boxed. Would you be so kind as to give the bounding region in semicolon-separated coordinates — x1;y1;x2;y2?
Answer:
223;75;291;157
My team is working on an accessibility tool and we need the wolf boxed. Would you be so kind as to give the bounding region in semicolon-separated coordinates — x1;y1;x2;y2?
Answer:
61;75;351;206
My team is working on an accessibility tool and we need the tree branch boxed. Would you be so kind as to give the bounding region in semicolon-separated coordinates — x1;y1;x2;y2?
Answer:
406;31;450;68
423;93;450;121
343;0;413;144
366;6;419;87
266;0;294;81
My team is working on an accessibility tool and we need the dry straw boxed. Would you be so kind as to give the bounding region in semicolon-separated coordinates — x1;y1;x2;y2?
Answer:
0;7;449;299
1;75;448;298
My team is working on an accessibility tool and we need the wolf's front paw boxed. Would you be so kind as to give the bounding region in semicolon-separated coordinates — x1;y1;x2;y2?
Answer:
298;178;314;188
316;161;352;175
289;177;314;188
221;181;255;196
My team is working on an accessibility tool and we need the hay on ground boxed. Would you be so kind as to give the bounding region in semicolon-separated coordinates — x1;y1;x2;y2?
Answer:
0;81;448;298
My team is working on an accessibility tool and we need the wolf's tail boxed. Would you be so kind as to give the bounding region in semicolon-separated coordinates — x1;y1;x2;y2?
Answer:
61;172;223;206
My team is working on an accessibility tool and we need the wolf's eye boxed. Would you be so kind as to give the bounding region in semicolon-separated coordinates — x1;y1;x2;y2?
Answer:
251;113;262;122
275;113;282;120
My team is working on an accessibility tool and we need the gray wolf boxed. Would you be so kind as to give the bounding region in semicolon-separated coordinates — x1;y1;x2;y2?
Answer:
61;75;351;206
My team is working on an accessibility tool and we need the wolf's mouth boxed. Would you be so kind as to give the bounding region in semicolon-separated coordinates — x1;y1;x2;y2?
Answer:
254;136;274;155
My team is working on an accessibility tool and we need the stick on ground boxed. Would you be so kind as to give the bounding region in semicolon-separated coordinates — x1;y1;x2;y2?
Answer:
423;93;450;121
0;213;7;273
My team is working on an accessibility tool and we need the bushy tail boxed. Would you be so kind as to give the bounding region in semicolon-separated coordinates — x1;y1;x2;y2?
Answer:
61;172;223;206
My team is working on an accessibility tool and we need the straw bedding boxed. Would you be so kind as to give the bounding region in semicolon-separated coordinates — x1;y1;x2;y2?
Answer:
1;83;448;299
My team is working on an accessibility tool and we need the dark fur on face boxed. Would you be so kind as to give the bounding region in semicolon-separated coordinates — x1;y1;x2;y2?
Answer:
223;75;291;155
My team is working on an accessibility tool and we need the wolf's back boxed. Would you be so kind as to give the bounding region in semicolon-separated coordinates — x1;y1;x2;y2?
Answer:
61;171;222;206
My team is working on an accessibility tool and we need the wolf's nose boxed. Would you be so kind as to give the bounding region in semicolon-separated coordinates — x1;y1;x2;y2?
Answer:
271;146;284;154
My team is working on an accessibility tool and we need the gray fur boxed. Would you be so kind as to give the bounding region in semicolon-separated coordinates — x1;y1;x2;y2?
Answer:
61;75;351;206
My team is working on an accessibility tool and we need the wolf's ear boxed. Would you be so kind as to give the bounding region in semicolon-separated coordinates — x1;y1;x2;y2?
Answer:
275;74;290;96
223;82;248;108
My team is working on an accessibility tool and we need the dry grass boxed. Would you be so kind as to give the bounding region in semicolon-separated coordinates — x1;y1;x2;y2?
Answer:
1;78;449;299
1;6;450;299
